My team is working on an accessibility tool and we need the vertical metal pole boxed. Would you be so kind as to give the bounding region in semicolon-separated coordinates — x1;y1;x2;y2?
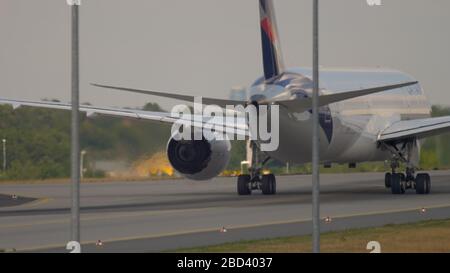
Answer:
80;150;86;179
71;4;81;244
312;0;321;253
2;139;6;172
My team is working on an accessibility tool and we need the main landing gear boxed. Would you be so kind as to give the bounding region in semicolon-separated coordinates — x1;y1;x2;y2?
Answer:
237;141;277;196
237;173;276;195
385;162;431;195
381;139;431;195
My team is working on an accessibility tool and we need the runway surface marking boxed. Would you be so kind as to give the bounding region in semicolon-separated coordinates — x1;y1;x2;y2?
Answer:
2;200;449;231
8;203;450;253
0;207;210;229
14;198;52;209
2;172;450;252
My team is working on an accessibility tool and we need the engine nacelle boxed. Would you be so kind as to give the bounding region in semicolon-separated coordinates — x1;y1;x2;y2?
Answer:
167;135;231;181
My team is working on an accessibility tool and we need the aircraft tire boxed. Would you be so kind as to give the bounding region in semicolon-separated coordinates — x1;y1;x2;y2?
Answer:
261;174;276;195
385;173;391;188
237;175;252;196
391;173;405;194
416;173;431;194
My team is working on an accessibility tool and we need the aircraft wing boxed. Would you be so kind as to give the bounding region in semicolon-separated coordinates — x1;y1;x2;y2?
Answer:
0;98;249;137
377;116;450;142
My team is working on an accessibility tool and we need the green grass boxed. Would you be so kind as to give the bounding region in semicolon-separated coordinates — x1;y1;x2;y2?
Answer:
176;219;450;253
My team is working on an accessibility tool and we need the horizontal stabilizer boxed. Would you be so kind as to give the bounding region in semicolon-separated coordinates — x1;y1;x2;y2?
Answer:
92;83;246;108
268;81;418;110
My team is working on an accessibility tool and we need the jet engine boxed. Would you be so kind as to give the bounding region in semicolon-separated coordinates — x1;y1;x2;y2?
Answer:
167;134;231;180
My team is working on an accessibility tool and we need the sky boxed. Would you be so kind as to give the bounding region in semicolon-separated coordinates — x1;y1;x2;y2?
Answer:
1;0;449;110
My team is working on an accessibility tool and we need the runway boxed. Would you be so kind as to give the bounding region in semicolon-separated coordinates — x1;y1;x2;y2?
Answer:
1;171;450;253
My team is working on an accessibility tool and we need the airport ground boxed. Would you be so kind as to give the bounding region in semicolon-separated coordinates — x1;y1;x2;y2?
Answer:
1;171;450;253
178;219;450;253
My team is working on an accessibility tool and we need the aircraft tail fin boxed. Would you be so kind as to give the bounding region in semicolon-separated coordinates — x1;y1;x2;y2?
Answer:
259;0;285;80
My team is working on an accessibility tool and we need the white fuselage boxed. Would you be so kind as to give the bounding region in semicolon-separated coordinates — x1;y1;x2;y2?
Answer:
252;67;431;164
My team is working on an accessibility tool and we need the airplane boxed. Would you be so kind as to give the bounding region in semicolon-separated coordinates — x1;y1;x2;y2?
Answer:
1;0;449;196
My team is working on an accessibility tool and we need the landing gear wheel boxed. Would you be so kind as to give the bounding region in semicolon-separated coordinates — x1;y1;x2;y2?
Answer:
237;175;251;196
261;174;276;195
391;173;405;194
426;174;431;194
268;174;276;195
416;173;431;194
385;173;391;188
